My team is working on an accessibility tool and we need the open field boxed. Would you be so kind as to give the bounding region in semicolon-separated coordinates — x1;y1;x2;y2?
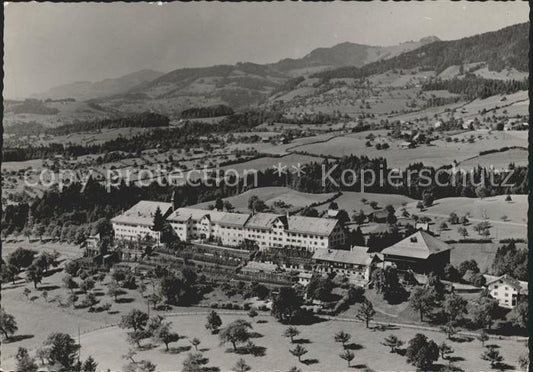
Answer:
449;242;528;273
227;132;338;156
2;159;44;172
3;100;113;128
37;127;170;146
193;186;336;213
2;237;527;371
405;195;527;225
456;90;529;120
458;148;528;169
294;129;527;169
2;311;523;372
1;240;83;260
315;191;415;215
403;194;527;241
219;153;324;173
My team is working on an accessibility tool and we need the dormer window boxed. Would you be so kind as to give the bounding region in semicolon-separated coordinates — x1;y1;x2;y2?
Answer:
410;237;417;243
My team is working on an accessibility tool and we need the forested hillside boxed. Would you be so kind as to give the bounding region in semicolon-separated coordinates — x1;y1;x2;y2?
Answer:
421;75;528;100
46;112;170;136
312;22;528;80
180;105;234;119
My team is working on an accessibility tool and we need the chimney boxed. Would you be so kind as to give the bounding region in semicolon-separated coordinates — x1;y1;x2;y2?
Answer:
171;190;177;211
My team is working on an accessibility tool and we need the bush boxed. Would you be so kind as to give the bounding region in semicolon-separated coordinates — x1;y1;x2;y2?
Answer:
210;303;219;309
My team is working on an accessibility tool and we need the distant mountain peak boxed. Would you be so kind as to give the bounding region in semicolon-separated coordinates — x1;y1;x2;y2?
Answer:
419;35;440;43
31;69;165;100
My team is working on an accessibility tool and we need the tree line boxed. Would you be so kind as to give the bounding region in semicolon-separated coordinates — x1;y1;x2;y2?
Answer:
3;109;281;162
180;104;234;119
46;112;170;136
422;76;528;100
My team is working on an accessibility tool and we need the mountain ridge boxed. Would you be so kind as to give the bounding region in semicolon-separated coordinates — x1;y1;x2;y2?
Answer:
31;69;165;101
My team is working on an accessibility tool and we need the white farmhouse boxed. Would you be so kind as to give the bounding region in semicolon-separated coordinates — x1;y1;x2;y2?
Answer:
485;274;527;308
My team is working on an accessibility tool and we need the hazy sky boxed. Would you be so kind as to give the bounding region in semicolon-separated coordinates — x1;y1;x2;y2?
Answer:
4;1;529;99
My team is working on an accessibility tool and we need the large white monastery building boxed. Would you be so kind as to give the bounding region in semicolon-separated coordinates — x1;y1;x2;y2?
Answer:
112;201;346;252
166;207;346;251
111;201;173;242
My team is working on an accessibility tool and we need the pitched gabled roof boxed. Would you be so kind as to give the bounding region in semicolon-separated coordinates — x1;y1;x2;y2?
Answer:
485;274;524;292
217;212;251;227
245;213;284;230
111;201;173;226
166;207;340;235
167;207;210;222
287;216;339;236
167;208;250;227
370;210;389;219
381;230;451;259
313;247;374;266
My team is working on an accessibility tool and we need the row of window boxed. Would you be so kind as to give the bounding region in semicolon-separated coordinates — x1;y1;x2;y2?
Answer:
172;222;333;240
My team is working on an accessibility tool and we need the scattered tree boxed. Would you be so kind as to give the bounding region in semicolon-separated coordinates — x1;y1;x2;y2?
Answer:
356;299;375;327
381;334;403;353
248;309;258;322
26;265;43;289
15;347;38;372
128;329;151;349
182;352;208;372
518;353;529;371
7;248;37;270
35;347;49;366
438;342;454;364
477;329;489;347
0;307;18;340
284;326;300;343
289;345;308;362
271;287;304;323
232;358;251;372
334;330;351;348
405;333;439;370
63;275;78;293
81;356;98;372
458;227;469;238
440;322;457;340
409;287;434;322
107;280;121;301
205;310;222;334
481;346;503;368
339;350;355;367
120;309;149;332
471;296;498;330
189;337;201;351
80;278;95;294
146;293;161;310
219;319;252;351
151;321;180;351
43;332;80;370
442;293;468;323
